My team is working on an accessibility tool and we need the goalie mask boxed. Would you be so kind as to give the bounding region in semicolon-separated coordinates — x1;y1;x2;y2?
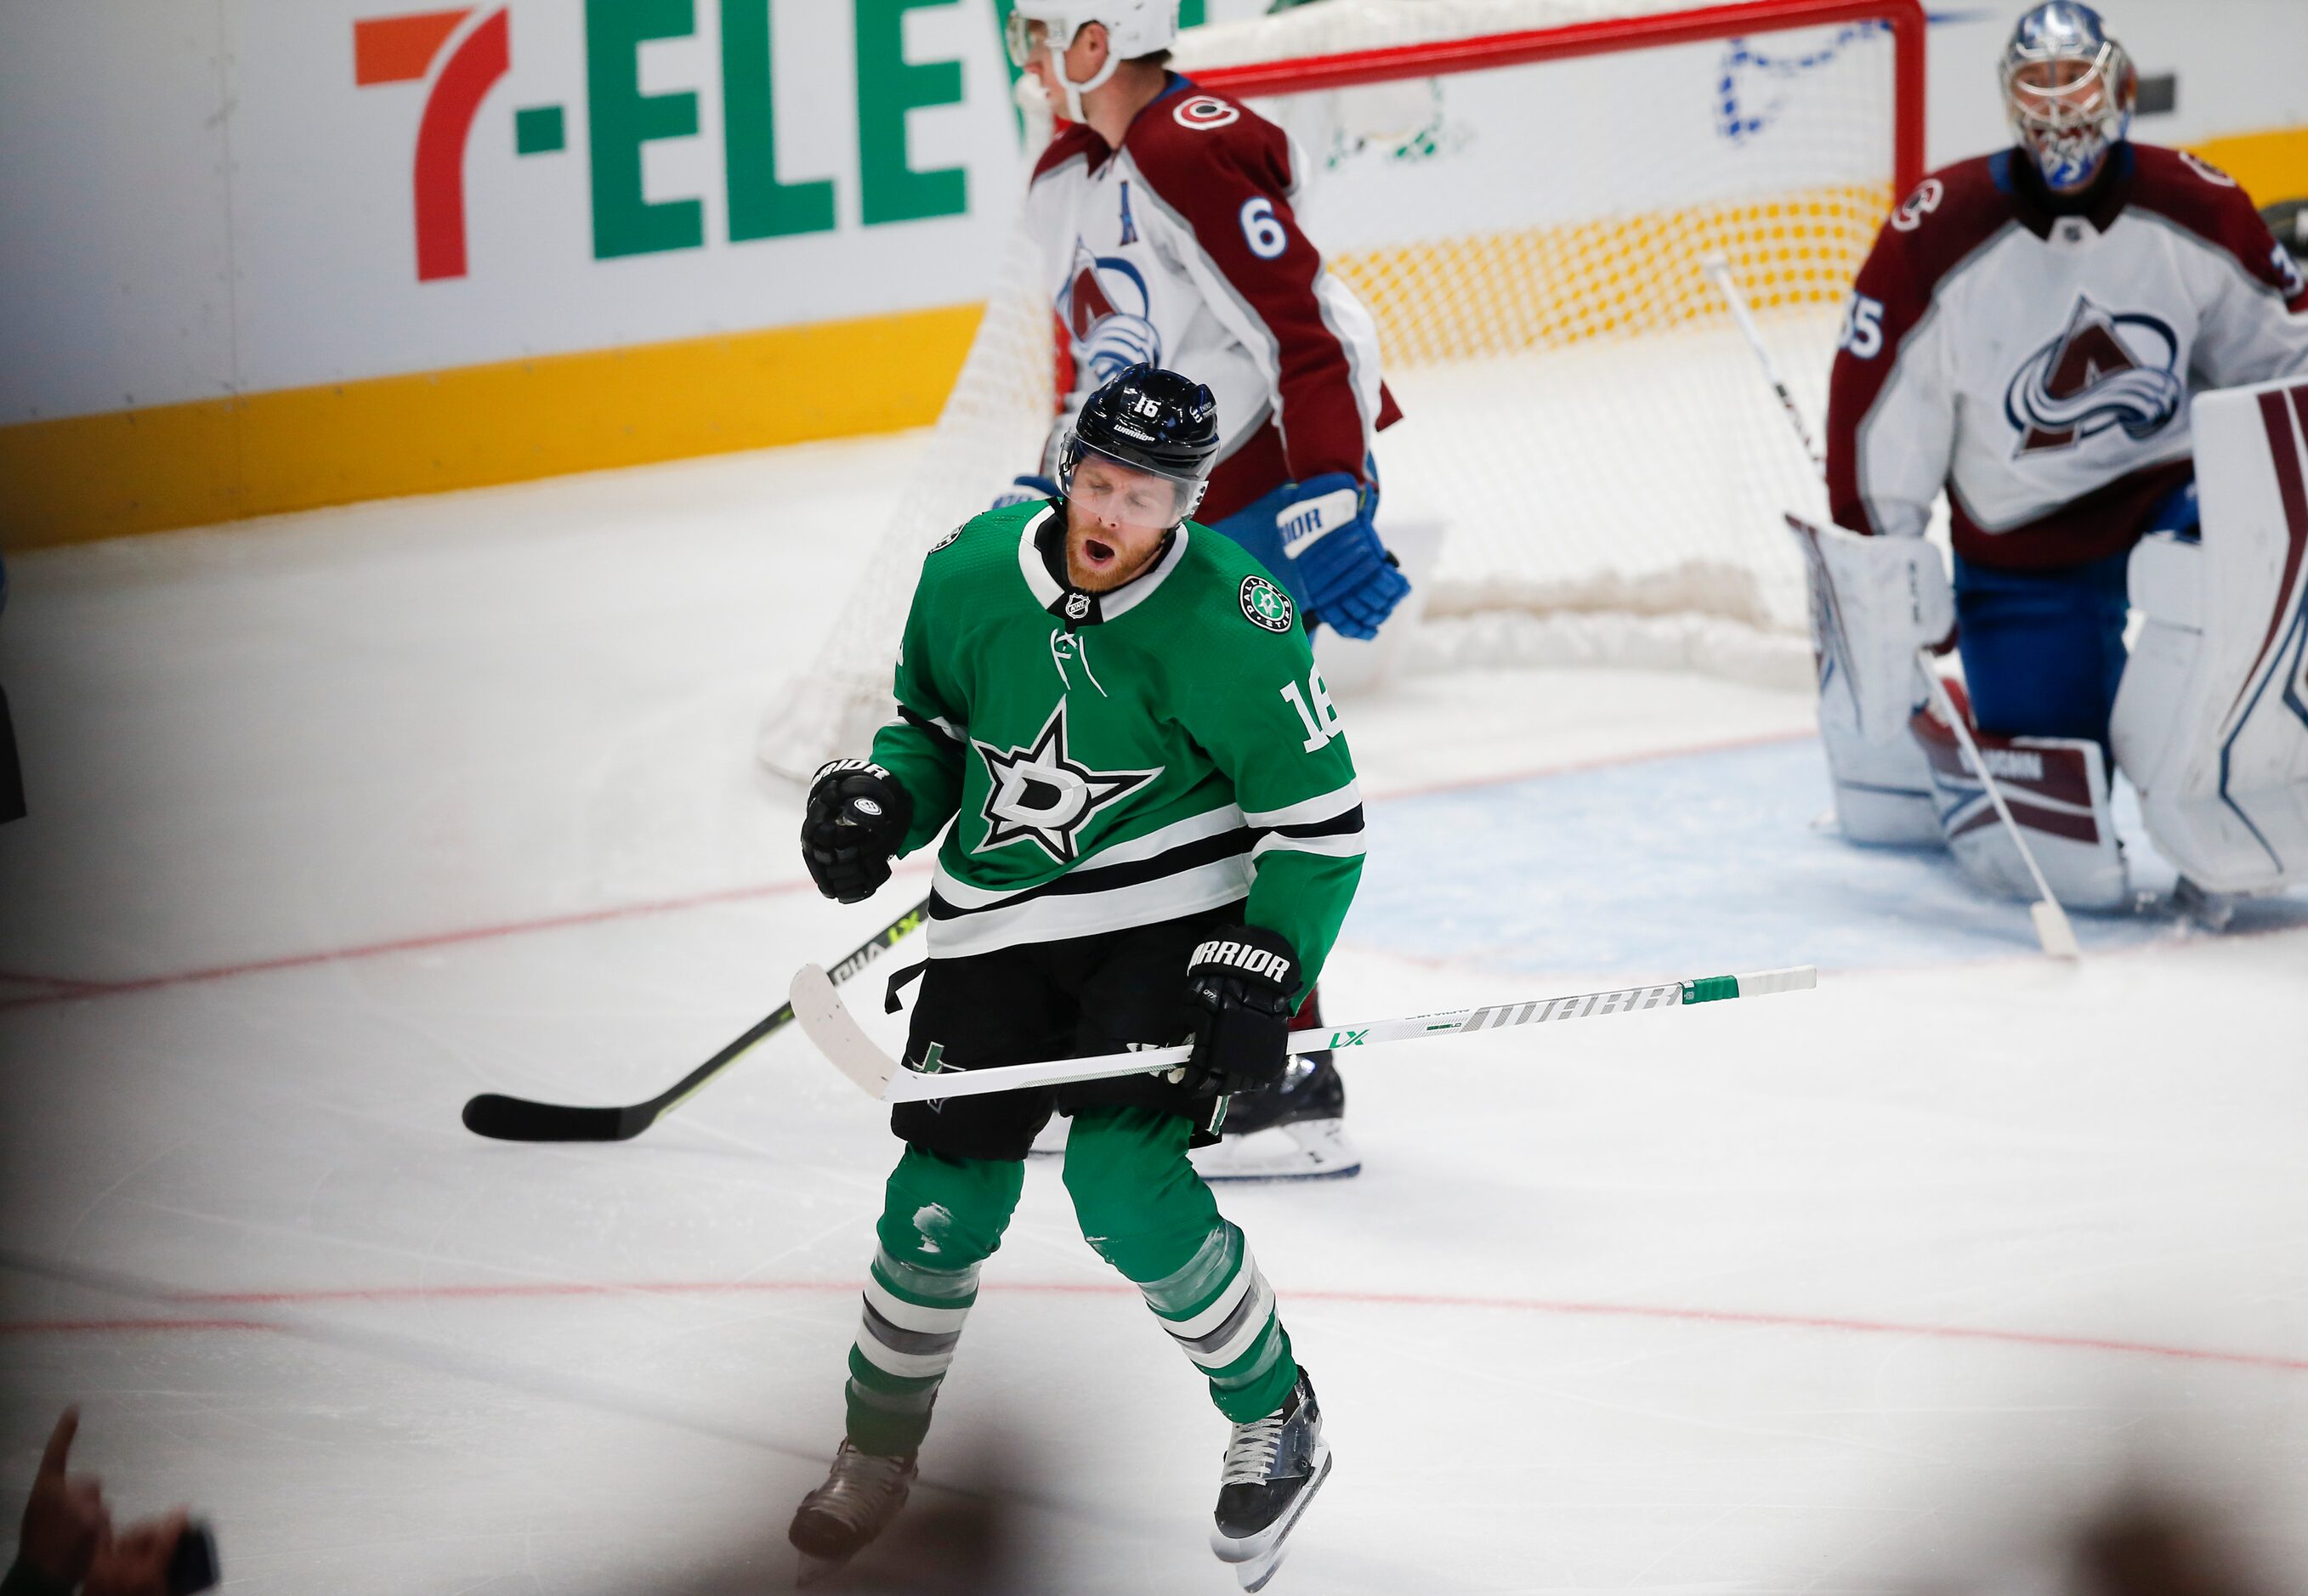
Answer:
1060;364;1219;530
1006;1;1180;122
2001;2;2136;194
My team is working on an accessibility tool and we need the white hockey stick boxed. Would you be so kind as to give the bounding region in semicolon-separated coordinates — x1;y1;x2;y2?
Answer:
1703;256;2080;960
1702;256;1826;475
1910;654;2083;957
791;962;1817;1104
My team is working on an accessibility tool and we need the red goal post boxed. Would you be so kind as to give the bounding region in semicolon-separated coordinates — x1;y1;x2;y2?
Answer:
1194;0;1925;195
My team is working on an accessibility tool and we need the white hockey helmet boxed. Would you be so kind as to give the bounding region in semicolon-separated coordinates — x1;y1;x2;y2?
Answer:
1006;2;1180;122
1999;2;2136;193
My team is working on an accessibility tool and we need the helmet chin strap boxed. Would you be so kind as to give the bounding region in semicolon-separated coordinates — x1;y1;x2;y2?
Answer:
1052;27;1122;124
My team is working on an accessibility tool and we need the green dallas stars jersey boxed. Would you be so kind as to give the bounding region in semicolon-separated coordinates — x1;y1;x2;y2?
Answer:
868;499;1364;994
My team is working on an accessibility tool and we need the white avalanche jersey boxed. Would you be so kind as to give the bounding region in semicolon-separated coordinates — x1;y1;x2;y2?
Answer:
1827;144;2308;569
1024;78;1395;523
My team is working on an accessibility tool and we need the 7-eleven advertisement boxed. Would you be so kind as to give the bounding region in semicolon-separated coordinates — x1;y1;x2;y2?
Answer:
0;1;1037;544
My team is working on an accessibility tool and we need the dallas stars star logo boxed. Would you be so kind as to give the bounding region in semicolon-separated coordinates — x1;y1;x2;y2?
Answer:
973;700;1160;863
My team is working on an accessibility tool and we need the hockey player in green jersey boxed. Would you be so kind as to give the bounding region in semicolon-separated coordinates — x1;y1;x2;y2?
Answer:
787;366;1362;1588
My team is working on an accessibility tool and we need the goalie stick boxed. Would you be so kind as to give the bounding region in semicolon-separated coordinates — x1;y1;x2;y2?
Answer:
461;896;933;1141
1702;256;2081;960
791;961;1817;1104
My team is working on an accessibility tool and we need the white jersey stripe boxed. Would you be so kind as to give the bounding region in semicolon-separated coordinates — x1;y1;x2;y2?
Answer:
927;857;1253;959
1251;829;1366;863
928;803;1249;911
1240;780;1362;829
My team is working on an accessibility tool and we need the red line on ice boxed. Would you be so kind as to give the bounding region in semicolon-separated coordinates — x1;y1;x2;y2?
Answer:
0;1317;281;1337
0;875;835;1013
1366;727;1813;806
8;1277;2302;1375
0;735;1798;1010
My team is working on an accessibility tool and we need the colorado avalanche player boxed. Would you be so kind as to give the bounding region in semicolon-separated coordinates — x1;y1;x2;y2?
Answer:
1805;2;2308;918
1001;0;1405;1178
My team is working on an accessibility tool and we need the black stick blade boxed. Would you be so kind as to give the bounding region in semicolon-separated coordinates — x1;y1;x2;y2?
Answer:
462;1093;641;1142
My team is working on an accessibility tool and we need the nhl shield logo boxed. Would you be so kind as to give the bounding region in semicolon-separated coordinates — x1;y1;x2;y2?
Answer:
1240;575;1295;633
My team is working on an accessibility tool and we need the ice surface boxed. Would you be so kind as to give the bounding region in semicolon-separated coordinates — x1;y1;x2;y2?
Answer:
2;437;2305;1594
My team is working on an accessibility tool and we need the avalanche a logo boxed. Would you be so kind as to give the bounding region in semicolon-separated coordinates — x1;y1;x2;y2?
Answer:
1060;238;1162;386
973;700;1160;864
2004;295;2183;456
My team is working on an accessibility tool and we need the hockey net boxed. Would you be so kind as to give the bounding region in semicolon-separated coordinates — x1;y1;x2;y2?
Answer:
757;0;1925;778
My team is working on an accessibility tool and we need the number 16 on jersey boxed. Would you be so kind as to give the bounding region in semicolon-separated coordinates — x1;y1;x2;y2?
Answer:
1280;665;1343;752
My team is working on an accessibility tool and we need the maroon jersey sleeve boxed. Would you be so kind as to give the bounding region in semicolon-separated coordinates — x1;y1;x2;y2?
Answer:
1826;158;2014;538
1126;89;1376;485
2128;144;2308;313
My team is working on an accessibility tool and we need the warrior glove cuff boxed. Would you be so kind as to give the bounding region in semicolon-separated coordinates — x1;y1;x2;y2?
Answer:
1184;925;1301;1097
802;760;913;903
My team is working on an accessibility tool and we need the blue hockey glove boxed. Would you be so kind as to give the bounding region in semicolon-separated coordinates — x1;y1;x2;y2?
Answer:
1275;473;1410;640
991;474;1061;511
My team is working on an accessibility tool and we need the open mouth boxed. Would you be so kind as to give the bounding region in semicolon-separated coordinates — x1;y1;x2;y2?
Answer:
1083;538;1115;565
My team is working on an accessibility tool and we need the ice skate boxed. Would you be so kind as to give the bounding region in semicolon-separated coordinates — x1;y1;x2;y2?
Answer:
789;1440;917;1577
2174;874;2237;931
1211;1371;1331;1590
1193;1052;1360;1182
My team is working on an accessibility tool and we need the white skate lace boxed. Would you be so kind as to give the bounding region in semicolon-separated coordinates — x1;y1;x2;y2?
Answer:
1219;1410;1288;1486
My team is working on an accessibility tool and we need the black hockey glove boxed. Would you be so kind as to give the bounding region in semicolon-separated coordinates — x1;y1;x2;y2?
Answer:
1183;925;1301;1097
801;760;913;903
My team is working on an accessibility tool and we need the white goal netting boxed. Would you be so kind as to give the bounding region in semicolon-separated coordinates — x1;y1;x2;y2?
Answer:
758;0;1920;778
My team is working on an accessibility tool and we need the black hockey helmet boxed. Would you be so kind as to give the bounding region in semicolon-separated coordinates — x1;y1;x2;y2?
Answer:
1059;364;1221;524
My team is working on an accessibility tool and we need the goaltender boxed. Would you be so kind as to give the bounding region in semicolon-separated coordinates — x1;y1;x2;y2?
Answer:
786;364;1363;1585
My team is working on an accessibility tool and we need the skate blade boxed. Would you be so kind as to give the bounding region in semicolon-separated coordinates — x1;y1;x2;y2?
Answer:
1228;1451;1334;1591
795;1552;850;1588
1191;1120;1361;1184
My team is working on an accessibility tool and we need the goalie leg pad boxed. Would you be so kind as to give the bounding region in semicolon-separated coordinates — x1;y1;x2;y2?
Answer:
1787;516;1952;846
2110;377;2308;896
1913;683;2129;911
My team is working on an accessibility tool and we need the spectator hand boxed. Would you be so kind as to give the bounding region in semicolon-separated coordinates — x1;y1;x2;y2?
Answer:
18;1407;109;1586
82;1508;188;1596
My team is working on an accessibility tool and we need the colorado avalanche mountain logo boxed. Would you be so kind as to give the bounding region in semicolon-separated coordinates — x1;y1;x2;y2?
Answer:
1060;238;1162;385
973;699;1160;864
2004;294;2184;456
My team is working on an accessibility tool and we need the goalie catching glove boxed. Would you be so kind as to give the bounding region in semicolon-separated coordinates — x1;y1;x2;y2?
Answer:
801;760;913;903
1183;925;1302;1097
